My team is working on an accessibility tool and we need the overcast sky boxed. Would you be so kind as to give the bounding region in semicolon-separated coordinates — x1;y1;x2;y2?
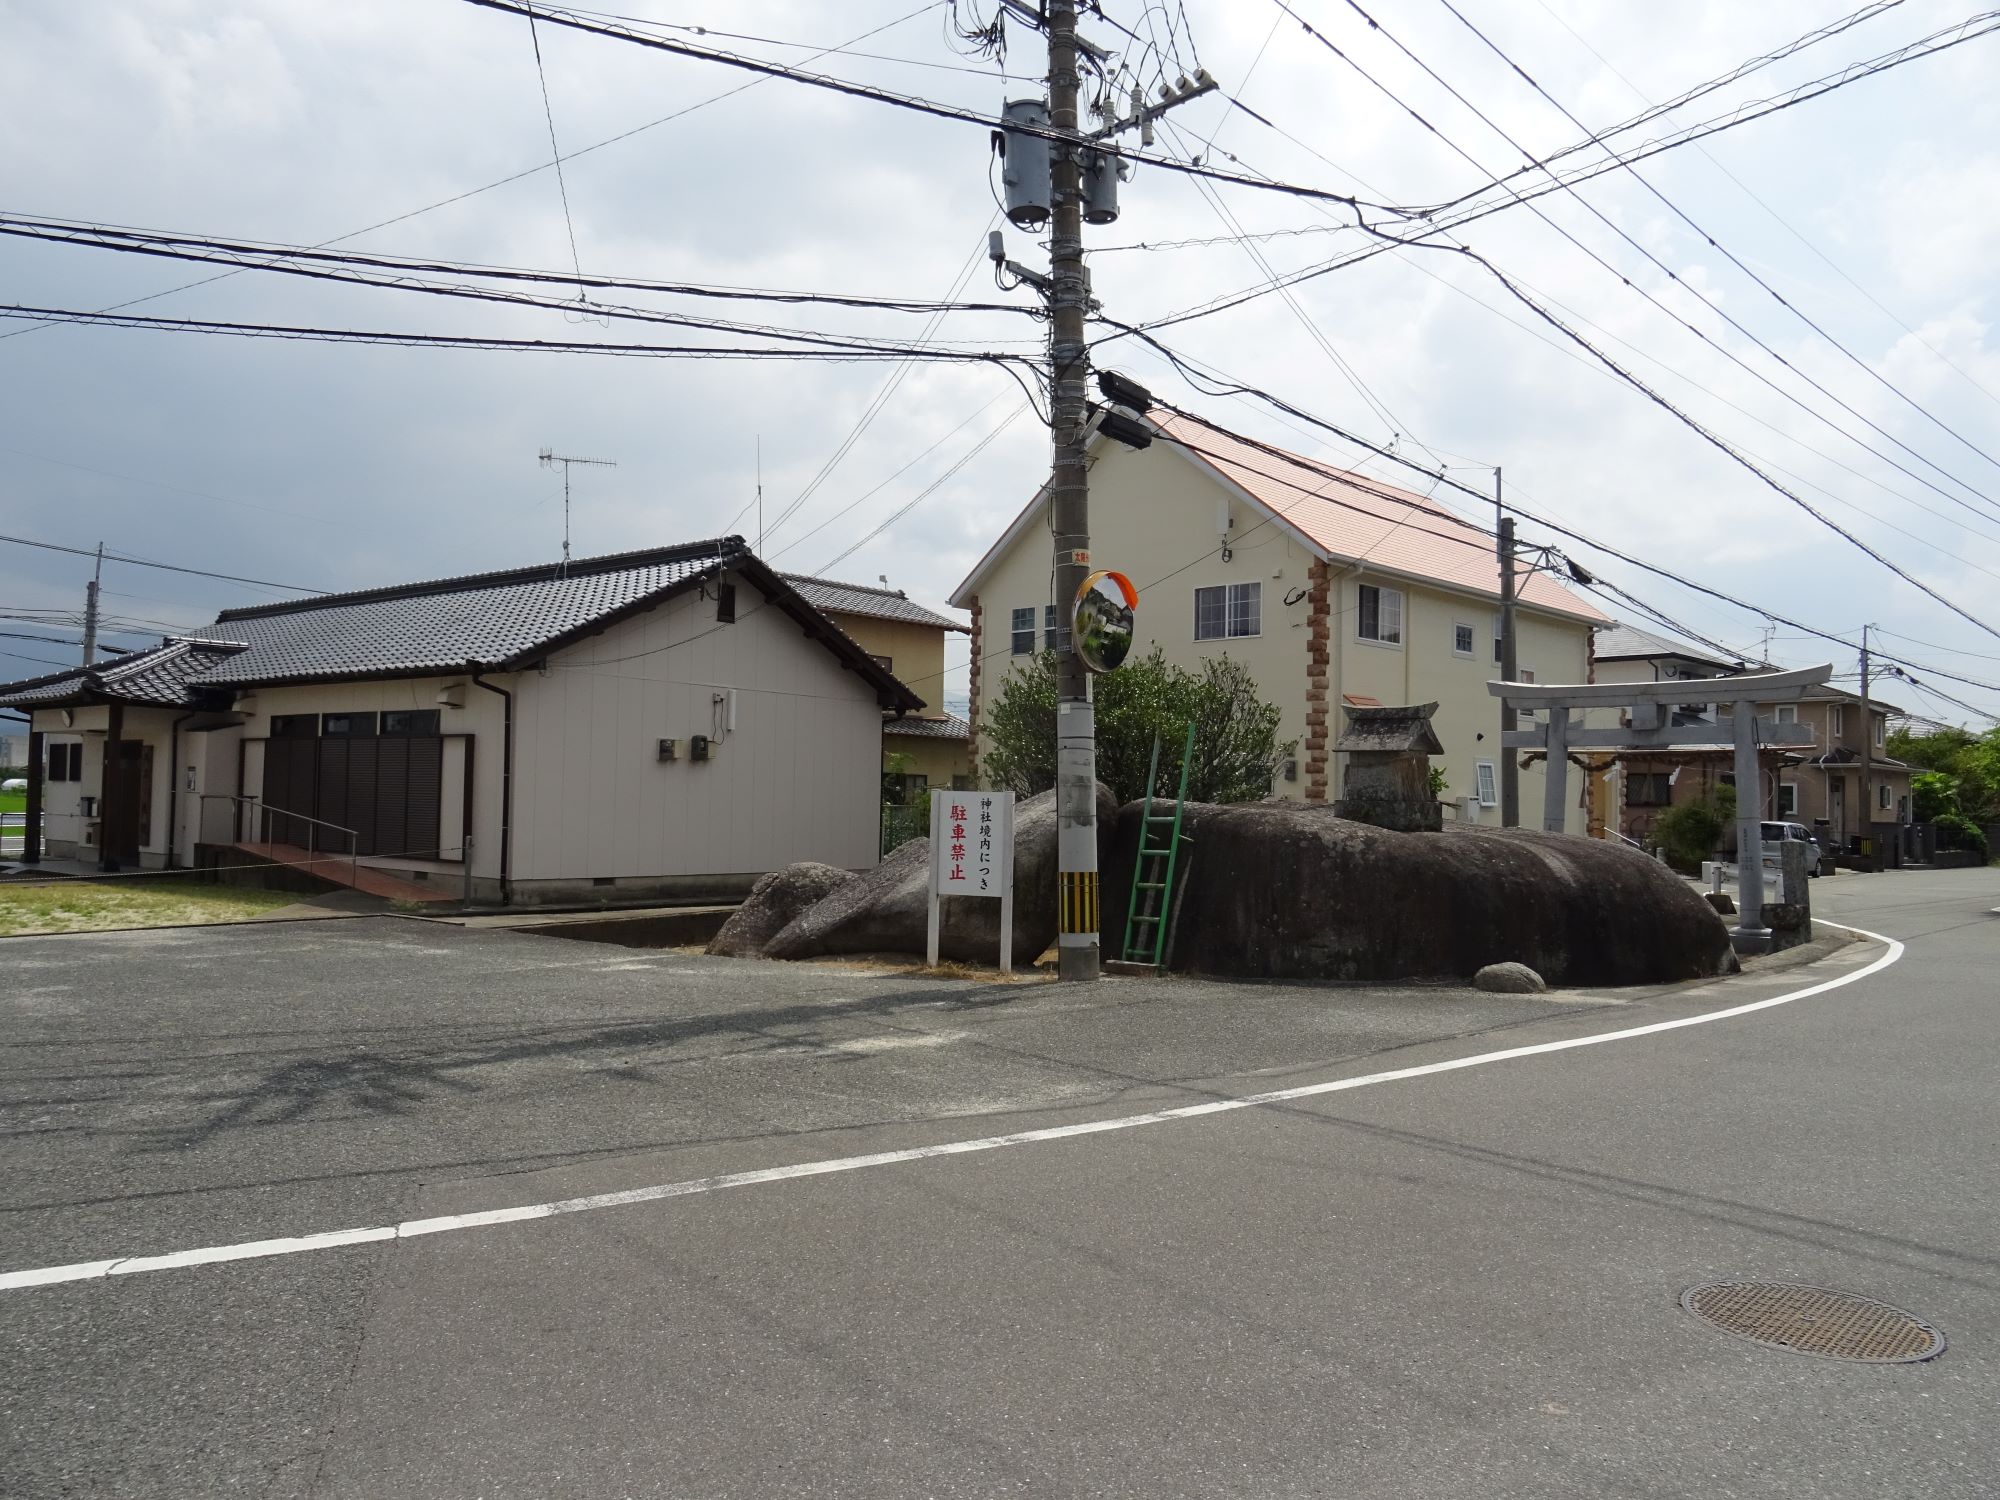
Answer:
4;0;1998;724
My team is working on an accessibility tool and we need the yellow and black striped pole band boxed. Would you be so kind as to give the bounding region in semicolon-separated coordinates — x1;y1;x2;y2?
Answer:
1058;870;1100;936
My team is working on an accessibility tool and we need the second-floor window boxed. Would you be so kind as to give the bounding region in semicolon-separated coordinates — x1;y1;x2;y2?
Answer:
1832;704;1845;736
1010;607;1035;656
1358;583;1403;645
1044;603;1060;652
1194;581;1260;640
1475;761;1498;806
1875;716;1885;748
1774;704;1797;724
1453;622;1476;657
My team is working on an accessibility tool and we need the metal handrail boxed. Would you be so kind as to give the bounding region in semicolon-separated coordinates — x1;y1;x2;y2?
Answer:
197;792;359;888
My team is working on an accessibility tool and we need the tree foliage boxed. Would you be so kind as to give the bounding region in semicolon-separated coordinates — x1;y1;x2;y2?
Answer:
981;648;1295;805
1889;724;2000;824
1650;783;1735;872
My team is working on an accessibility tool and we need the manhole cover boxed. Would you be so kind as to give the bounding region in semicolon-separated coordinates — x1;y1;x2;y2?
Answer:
1681;1281;1945;1363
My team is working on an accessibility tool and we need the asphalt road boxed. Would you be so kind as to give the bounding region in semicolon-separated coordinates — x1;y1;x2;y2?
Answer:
2;869;1995;1497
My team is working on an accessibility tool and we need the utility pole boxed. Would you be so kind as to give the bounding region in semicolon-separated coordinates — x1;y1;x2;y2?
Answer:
538;449;617;569
990;8;1212;981
1858;622;1873;857
1045;0;1098;982
1496;471;1519;828
80;541;104;666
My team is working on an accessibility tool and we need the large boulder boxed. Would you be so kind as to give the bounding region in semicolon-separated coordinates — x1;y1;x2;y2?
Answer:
1099;800;1733;986
706;862;854;957
765;784;1120;964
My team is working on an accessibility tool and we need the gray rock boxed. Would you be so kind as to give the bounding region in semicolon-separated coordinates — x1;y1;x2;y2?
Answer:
765;784;1119;965
1704;891;1736;915
1099;800;1735;986
706;862;854;957
1474;961;1547;993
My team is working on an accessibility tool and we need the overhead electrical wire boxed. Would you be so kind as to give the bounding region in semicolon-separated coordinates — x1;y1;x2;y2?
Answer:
1523;0;2000;419
0;216;1045;319
1430;0;2000;484
0;2;945;341
1421;0;1912;215
1272;0;2000;527
1111;10;2000;340
1127;383;2000;695
0;222;1040;360
0;533;324;594
0;304;1045;374
451;0;1406;214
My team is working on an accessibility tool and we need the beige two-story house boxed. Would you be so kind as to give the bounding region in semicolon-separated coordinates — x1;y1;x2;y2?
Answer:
1588;623;1910;850
785;573;972;793
948;410;1609;828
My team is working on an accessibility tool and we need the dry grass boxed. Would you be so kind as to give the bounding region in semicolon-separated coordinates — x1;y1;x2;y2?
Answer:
0;877;297;937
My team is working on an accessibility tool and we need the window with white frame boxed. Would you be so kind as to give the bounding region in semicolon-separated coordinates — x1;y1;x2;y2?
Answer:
1475;761;1498;807
1043;603;1060;652
1357;583;1403;645
1517;667;1538;719
1494;613;1504;664
1774;703;1797;724
1453;621;1476;657
1832;704;1845;736
1777;782;1799;816
1874;715;1885;747
1010;607;1035;656
1879;782;1892;811
1194;581;1260;640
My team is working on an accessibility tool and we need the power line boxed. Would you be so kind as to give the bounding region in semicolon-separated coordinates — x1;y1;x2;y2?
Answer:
814;402;1032;572
753;226;1002;544
1286;0;2000;525
1430;0;2000;485
769;393;1012;559
452;0;1402;213
0;221;1041;359
0;3;947;342
0;304;1044;372
1425;1;1912;214
1522;0;2000;419
1132;381;2000;696
0;533;323;594
0;215;1043;318
523;7;587;297
1111;11;2000;341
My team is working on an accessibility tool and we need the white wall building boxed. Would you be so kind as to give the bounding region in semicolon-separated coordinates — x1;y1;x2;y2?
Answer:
3;540;920;903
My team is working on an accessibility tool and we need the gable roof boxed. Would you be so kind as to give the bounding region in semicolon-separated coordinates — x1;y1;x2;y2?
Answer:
0;539;922;713
950;410;1609;625
0;637;248;710
1592;622;1745;669
782;573;969;633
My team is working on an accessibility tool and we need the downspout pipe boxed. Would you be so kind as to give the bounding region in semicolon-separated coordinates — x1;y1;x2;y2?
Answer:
470;668;513;906
165;710;197;870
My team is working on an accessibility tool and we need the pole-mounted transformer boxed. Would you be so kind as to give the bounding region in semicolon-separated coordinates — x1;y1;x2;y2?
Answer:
999;99;1124;228
997;99;1052;228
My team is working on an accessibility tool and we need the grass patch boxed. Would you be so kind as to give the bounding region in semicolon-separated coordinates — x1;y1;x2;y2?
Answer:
0;877;298;937
0;789;25;816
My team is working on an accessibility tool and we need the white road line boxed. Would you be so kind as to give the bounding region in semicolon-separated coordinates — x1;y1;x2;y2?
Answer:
1;924;1904;1294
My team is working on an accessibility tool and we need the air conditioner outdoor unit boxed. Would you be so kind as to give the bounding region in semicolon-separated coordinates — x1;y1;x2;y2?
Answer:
1459;796;1481;823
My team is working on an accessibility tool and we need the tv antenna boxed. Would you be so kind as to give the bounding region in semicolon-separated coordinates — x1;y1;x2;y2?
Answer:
538;448;617;570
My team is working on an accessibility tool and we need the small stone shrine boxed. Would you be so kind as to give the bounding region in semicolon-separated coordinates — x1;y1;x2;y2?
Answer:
1335;701;1445;832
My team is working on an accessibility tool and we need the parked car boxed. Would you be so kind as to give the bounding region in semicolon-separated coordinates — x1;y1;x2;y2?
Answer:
1760;820;1821;876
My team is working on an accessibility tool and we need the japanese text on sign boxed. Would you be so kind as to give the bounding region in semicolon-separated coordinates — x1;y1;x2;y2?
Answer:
931;789;1011;900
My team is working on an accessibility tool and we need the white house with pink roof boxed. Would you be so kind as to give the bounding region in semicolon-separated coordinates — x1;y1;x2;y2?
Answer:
949;409;1610;829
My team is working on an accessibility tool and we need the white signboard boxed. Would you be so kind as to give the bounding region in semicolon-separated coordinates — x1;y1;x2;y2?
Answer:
927;789;1015;972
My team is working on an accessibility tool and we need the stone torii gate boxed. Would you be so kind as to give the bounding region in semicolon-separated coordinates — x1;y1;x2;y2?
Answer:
1490;663;1833;953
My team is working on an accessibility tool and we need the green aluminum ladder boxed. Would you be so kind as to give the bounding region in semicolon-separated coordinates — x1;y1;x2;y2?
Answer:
1121;722;1197;967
